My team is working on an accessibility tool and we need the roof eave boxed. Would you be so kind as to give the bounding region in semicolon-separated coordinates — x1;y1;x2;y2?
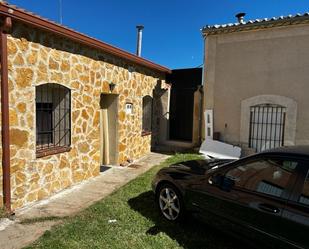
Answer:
0;3;171;74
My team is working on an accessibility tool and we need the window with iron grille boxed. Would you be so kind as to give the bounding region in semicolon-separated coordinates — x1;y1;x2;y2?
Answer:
36;83;71;156
249;104;286;152
142;95;153;134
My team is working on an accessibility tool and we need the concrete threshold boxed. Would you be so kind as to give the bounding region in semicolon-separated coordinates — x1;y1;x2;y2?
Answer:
0;152;169;249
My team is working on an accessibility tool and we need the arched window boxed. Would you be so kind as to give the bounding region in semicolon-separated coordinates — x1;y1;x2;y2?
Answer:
36;83;71;157
249;104;286;152
142;95;153;134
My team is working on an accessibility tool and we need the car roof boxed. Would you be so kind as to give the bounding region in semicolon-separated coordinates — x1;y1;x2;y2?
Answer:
258;145;309;158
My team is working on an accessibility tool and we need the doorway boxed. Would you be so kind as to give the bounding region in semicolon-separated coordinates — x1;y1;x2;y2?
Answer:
166;68;202;142
169;88;194;141
100;94;118;165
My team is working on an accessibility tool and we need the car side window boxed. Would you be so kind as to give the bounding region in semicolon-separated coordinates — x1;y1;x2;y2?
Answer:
299;171;309;206
225;159;298;199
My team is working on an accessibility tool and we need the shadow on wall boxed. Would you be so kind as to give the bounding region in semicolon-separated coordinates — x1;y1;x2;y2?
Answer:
128;191;247;249
151;80;168;149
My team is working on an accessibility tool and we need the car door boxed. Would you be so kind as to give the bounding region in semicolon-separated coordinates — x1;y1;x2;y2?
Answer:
280;164;309;249
188;156;299;248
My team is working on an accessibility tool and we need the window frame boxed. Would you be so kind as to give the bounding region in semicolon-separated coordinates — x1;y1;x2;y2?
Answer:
287;162;309;205
35;83;72;158
141;95;153;136
218;155;300;201
298;172;309;206
248;104;286;152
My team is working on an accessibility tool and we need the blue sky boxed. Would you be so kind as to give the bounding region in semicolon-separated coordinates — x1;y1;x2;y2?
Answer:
8;0;309;69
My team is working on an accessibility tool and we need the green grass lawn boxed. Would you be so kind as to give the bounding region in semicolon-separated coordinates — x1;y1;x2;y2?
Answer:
25;153;245;249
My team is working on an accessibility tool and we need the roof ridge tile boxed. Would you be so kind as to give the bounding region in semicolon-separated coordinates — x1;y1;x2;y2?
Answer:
202;11;309;35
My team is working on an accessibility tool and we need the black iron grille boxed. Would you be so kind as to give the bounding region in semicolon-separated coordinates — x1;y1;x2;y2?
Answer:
36;83;71;151
249;104;286;152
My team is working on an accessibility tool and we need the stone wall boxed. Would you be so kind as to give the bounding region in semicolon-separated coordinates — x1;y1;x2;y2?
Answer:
1;22;165;209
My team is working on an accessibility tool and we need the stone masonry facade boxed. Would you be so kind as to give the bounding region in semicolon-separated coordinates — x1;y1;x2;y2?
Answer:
0;22;167;209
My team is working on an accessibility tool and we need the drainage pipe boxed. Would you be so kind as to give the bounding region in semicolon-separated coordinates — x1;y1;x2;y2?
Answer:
1;16;12;212
198;85;204;145
198;36;206;144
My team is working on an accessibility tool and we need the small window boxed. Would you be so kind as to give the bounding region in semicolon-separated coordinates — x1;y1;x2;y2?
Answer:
299;172;309;206
125;103;133;115
36;83;71;157
225;159;297;199
205;109;213;139
142;95;152;135
207;127;211;137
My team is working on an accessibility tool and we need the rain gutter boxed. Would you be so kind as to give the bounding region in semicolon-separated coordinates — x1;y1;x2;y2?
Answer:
1;15;12;213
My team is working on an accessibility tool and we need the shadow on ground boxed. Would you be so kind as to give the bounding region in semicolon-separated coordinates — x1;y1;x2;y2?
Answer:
128;191;248;249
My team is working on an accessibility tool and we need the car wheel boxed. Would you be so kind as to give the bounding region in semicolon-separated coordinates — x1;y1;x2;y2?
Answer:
156;183;184;222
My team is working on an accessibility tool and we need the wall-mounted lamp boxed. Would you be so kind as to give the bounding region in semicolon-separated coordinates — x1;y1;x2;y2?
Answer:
109;82;116;92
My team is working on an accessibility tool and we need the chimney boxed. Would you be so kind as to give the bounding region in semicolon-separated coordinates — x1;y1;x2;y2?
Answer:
136;25;144;57
235;12;246;24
